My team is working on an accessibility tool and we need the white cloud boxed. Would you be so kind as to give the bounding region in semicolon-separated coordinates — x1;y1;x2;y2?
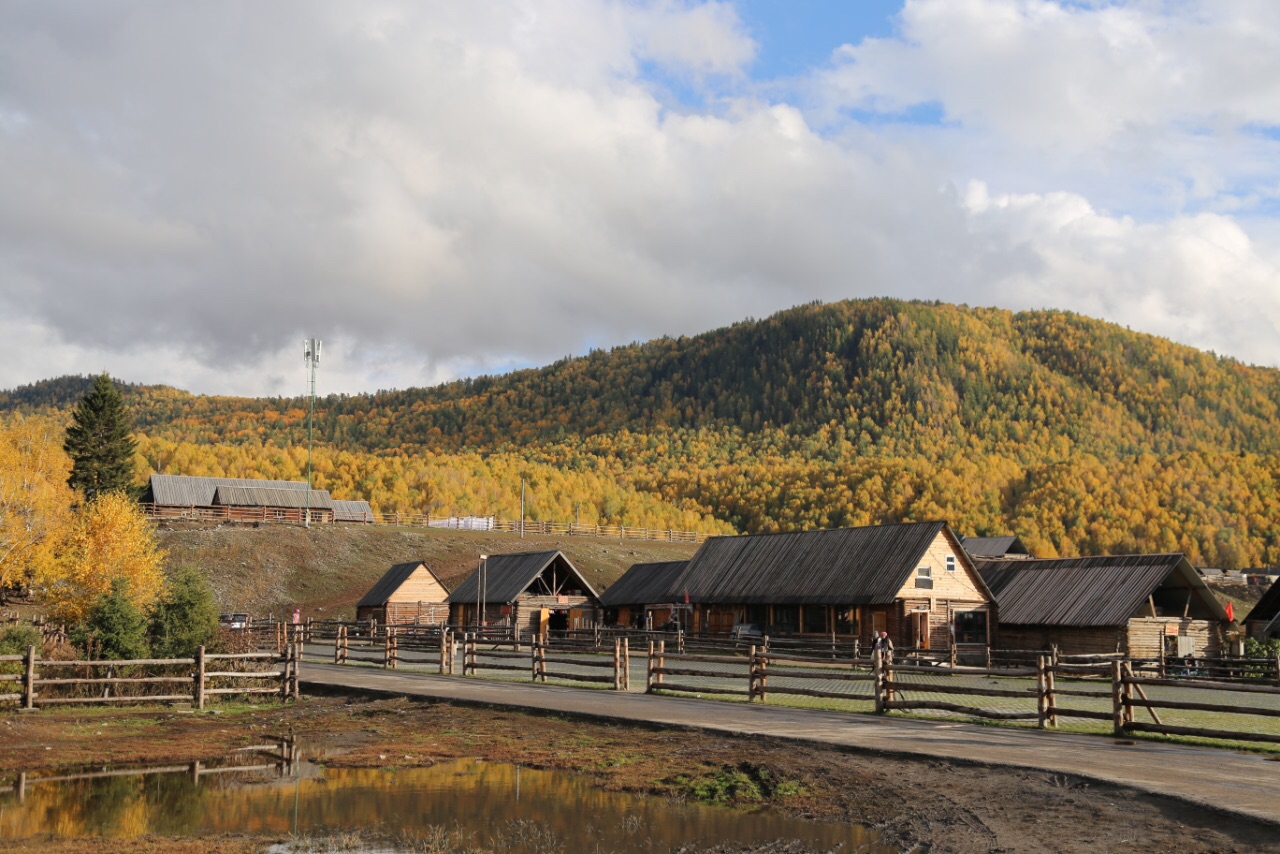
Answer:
0;0;1278;397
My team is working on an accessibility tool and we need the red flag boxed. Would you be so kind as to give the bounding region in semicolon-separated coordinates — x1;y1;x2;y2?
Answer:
1226;601;1235;622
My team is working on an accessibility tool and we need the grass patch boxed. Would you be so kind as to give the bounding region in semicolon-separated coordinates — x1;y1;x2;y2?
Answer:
668;762;803;805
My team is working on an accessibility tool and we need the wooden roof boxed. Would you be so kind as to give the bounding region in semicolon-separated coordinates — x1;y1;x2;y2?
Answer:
446;551;599;605
600;561;688;607
1246;577;1280;624
213;485;334;510
963;535;1030;558
148;474;308;506
357;561;447;608
668;521;971;606
977;554;1228;627
333;499;374;522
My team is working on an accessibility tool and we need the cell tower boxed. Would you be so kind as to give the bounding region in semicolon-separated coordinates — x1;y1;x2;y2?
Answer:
303;338;322;527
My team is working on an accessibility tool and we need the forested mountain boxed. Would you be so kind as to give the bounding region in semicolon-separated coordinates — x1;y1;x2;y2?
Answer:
6;299;1280;566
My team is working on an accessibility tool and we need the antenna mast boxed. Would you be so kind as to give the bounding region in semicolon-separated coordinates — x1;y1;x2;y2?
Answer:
303;338;322;528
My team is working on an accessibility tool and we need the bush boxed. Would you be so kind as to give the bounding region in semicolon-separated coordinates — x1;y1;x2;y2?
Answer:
72;578;150;660
150;565;219;658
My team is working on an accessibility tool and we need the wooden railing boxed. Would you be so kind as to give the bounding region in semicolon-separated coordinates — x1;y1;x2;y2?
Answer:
141;503;709;543
0;645;300;710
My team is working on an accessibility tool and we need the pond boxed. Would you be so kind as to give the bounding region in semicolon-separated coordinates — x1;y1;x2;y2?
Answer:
0;743;887;852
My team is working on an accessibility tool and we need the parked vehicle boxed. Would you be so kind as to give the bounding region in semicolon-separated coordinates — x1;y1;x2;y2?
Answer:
219;613;249;629
729;623;763;640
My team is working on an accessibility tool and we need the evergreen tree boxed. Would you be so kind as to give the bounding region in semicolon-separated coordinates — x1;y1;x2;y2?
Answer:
64;374;137;498
76;577;150;660
149;565;220;657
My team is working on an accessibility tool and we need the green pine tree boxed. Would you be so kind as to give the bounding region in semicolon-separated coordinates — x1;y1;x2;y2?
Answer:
77;577;150;660
149;565;220;658
64;374;138;499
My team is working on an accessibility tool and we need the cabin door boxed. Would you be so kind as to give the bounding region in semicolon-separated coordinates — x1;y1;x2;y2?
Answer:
911;611;930;650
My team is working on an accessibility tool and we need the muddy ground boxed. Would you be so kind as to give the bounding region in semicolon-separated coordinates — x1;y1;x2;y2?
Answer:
1;695;1276;853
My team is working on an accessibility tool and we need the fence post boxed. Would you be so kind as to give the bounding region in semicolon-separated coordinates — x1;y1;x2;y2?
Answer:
656;640;665;690
873;649;884;714
194;646;206;710
884;657;895;707
613;639;621;690
748;645;757;700
1111;660;1124;735
538;641;546;682
531;641;539;682
23;645;36;710
333;626;342;665
1046;658;1058;728
623;638;630;691
1273;650;1280;688
383;627;392;669
646;641;655;693
1122;661;1135;725
756;647;768;702
291;642;301;700
1036;655;1047;728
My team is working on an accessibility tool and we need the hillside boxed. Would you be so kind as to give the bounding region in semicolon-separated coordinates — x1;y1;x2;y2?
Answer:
156;522;700;620
6;298;1280;567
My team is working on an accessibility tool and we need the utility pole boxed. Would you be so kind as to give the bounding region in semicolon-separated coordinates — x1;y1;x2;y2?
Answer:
520;477;525;539
303;338;321;528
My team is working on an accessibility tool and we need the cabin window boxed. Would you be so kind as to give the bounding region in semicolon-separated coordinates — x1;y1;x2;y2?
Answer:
946;555;956;573
803;605;828;634
834;607;857;635
745;605;768;626
915;566;933;589
953;610;987;644
772;605;799;635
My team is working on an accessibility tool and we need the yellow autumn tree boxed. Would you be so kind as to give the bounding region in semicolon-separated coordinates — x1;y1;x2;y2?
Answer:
42;492;166;623
0;415;75;594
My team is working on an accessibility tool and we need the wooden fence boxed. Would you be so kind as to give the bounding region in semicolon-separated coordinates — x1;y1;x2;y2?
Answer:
0;645;300;710
142;503;708;544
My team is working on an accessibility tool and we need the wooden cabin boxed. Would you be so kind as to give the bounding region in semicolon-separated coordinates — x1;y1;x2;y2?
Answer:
356;561;451;626
599;561;688;629
1245;578;1280;641
664;522;992;650
446;551;600;637
143;474;337;524
977;554;1230;657
333;499;376;523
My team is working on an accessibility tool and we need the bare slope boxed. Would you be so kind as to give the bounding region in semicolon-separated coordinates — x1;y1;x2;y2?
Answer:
157;521;698;619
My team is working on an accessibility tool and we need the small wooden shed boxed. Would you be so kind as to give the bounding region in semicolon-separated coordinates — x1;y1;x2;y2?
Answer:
599;561;688;629
978;553;1230;657
1245;579;1280;641
356;562;451;626
446;551;600;636
963;535;1031;560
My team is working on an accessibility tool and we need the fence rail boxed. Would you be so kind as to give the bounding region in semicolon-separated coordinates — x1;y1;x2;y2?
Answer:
0;645;300;710
141;503;708;544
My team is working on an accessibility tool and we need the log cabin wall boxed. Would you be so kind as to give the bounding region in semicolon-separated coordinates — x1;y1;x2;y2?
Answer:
891;532;990;649
1127;617;1222;658
994;625;1126;655
512;594;595;635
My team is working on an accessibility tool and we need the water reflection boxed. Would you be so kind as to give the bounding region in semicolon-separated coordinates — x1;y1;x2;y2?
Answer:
0;743;886;852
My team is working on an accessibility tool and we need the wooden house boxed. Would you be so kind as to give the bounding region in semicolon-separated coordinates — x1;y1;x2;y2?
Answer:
355;562;451;626
599;561;688;629
977;554;1230;657
333;499;375;523
1244;579;1280;641
446;551;600;636
143;474;337;524
664;522;992;649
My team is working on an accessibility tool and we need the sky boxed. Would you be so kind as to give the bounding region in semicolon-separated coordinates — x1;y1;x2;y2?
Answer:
3;0;1280;397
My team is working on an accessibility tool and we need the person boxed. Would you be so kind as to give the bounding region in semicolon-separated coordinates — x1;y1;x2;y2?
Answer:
872;630;894;663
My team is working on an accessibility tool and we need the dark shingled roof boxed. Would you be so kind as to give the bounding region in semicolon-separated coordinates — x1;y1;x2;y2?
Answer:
600;561;688;607
148;474;308;506
669;522;972;606
446;551;599;605
963;535;1029;558
977;554;1228;627
333;499;375;523
357;562;447;609
1246;578;1280;625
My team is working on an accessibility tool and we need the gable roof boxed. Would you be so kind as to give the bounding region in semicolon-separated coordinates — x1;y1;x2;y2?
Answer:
977;553;1228;627
446;551;599;604
147;474;309;506
1246;577;1280;625
963;535;1030;558
333;499;375;523
213;485;334;510
357;561;447;608
669;521;976;606
600;561;688;607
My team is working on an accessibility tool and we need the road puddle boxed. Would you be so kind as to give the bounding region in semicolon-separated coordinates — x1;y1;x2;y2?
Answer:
0;741;886;852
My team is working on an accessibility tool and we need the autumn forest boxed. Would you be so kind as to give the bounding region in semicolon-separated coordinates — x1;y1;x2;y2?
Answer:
4;298;1280;568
